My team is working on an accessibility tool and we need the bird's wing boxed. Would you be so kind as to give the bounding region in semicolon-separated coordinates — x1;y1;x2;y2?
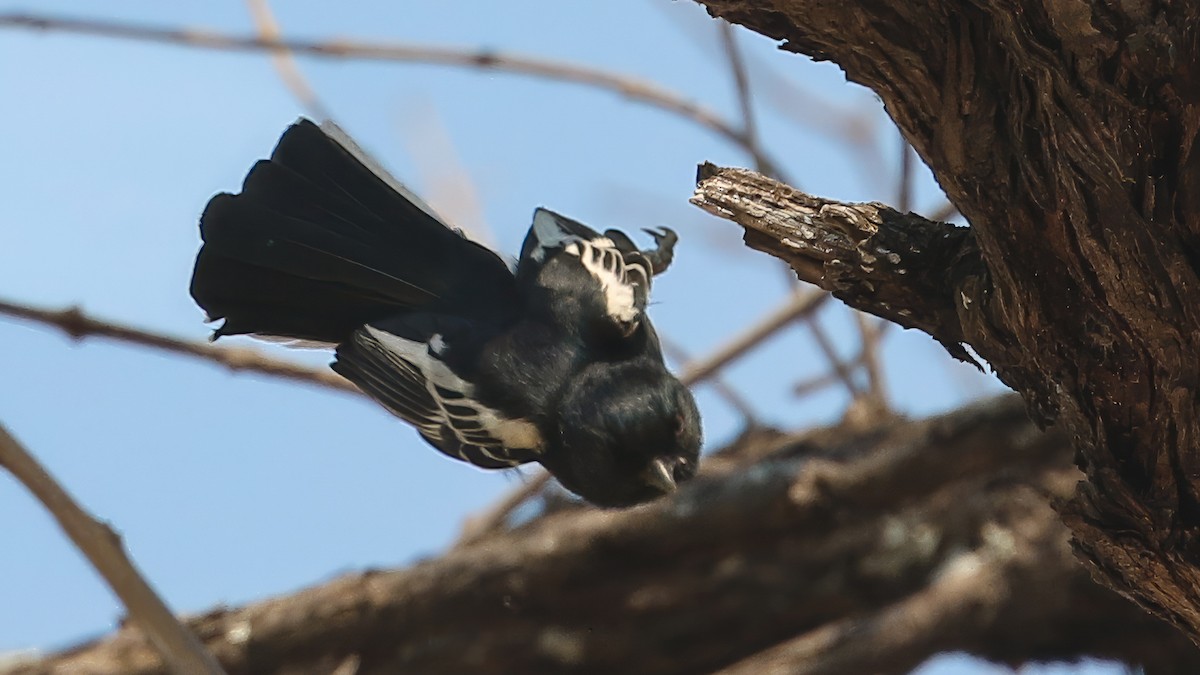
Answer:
332;319;542;469
516;208;657;331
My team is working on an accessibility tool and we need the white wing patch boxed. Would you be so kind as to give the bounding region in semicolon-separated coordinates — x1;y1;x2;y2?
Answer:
362;326;544;458
529;209;652;328
564;240;641;324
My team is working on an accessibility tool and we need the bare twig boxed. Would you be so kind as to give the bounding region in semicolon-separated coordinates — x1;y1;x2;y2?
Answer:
680;290;829;387
855;312;890;407
897;135;913;213
718;23;774;179
927;200;960;223
802;313;863;399
398;106;494;245
793;370;843;399
715;20;802;291
0;424;226;675
456;471;552;546
0;299;358;394
0;12;787;179
661;336;760;426
656;3;882;176
245;0;331;120
793;320;891;401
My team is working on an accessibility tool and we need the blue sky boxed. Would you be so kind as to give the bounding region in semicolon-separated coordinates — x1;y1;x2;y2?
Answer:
0;2;1111;673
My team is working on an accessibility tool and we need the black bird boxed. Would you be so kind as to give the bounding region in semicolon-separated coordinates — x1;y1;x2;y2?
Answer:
190;119;701;506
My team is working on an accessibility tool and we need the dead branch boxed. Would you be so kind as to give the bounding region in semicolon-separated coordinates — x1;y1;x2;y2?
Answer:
0;424;225;674
691;164;981;364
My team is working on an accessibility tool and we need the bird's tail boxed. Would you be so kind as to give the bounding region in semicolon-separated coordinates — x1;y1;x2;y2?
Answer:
190;119;516;344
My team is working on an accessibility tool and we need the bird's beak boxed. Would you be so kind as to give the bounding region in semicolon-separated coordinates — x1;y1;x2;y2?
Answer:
642;458;677;494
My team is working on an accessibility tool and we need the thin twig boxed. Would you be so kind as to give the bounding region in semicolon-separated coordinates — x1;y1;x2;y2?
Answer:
661;336;760;426
245;0;332;120
0;299;358;394
718;22;769;178
897;135;913;213
927;200;960;223
0;12;788;179
855;312;890;407
398;106;495;245
456;471;552;547
792;370;843;399
802;312;863;399
716;19;801;290
794;320;891;399
656;3;882;175
681;290;829;387
0;423;226;674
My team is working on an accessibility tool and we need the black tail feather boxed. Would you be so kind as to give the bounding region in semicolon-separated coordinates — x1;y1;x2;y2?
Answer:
191;119;517;343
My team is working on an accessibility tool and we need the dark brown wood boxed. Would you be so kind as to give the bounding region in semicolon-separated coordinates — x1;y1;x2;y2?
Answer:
694;0;1200;645
7;398;1198;674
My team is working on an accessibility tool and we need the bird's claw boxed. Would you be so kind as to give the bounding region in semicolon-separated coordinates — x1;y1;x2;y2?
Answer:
640;227;678;276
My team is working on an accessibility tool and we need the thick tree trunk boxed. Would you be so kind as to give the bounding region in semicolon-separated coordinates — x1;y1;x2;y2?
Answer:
6;398;1198;674
692;0;1200;643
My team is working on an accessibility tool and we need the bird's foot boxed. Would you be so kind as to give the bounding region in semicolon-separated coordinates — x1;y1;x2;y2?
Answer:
640;227;677;276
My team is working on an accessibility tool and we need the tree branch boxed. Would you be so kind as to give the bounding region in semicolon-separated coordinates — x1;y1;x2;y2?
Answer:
690;163;985;364
719;548;1005;675
8;397;1199;674
694;0;1200;645
0;299;358;395
0;424;225;675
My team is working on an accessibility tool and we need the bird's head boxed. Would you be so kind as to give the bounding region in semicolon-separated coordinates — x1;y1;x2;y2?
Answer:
544;361;701;507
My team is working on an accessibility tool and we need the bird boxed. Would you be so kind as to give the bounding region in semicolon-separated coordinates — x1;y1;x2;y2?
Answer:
189;118;701;507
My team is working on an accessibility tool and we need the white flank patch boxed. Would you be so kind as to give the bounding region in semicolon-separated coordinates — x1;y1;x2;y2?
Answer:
364;326;543;453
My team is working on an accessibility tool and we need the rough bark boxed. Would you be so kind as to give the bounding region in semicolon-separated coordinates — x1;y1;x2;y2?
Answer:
6;397;1198;674
692;0;1200;643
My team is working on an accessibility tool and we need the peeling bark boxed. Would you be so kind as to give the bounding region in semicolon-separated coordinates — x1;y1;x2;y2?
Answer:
692;163;982;364
694;0;1200;643
6;398;1198;674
